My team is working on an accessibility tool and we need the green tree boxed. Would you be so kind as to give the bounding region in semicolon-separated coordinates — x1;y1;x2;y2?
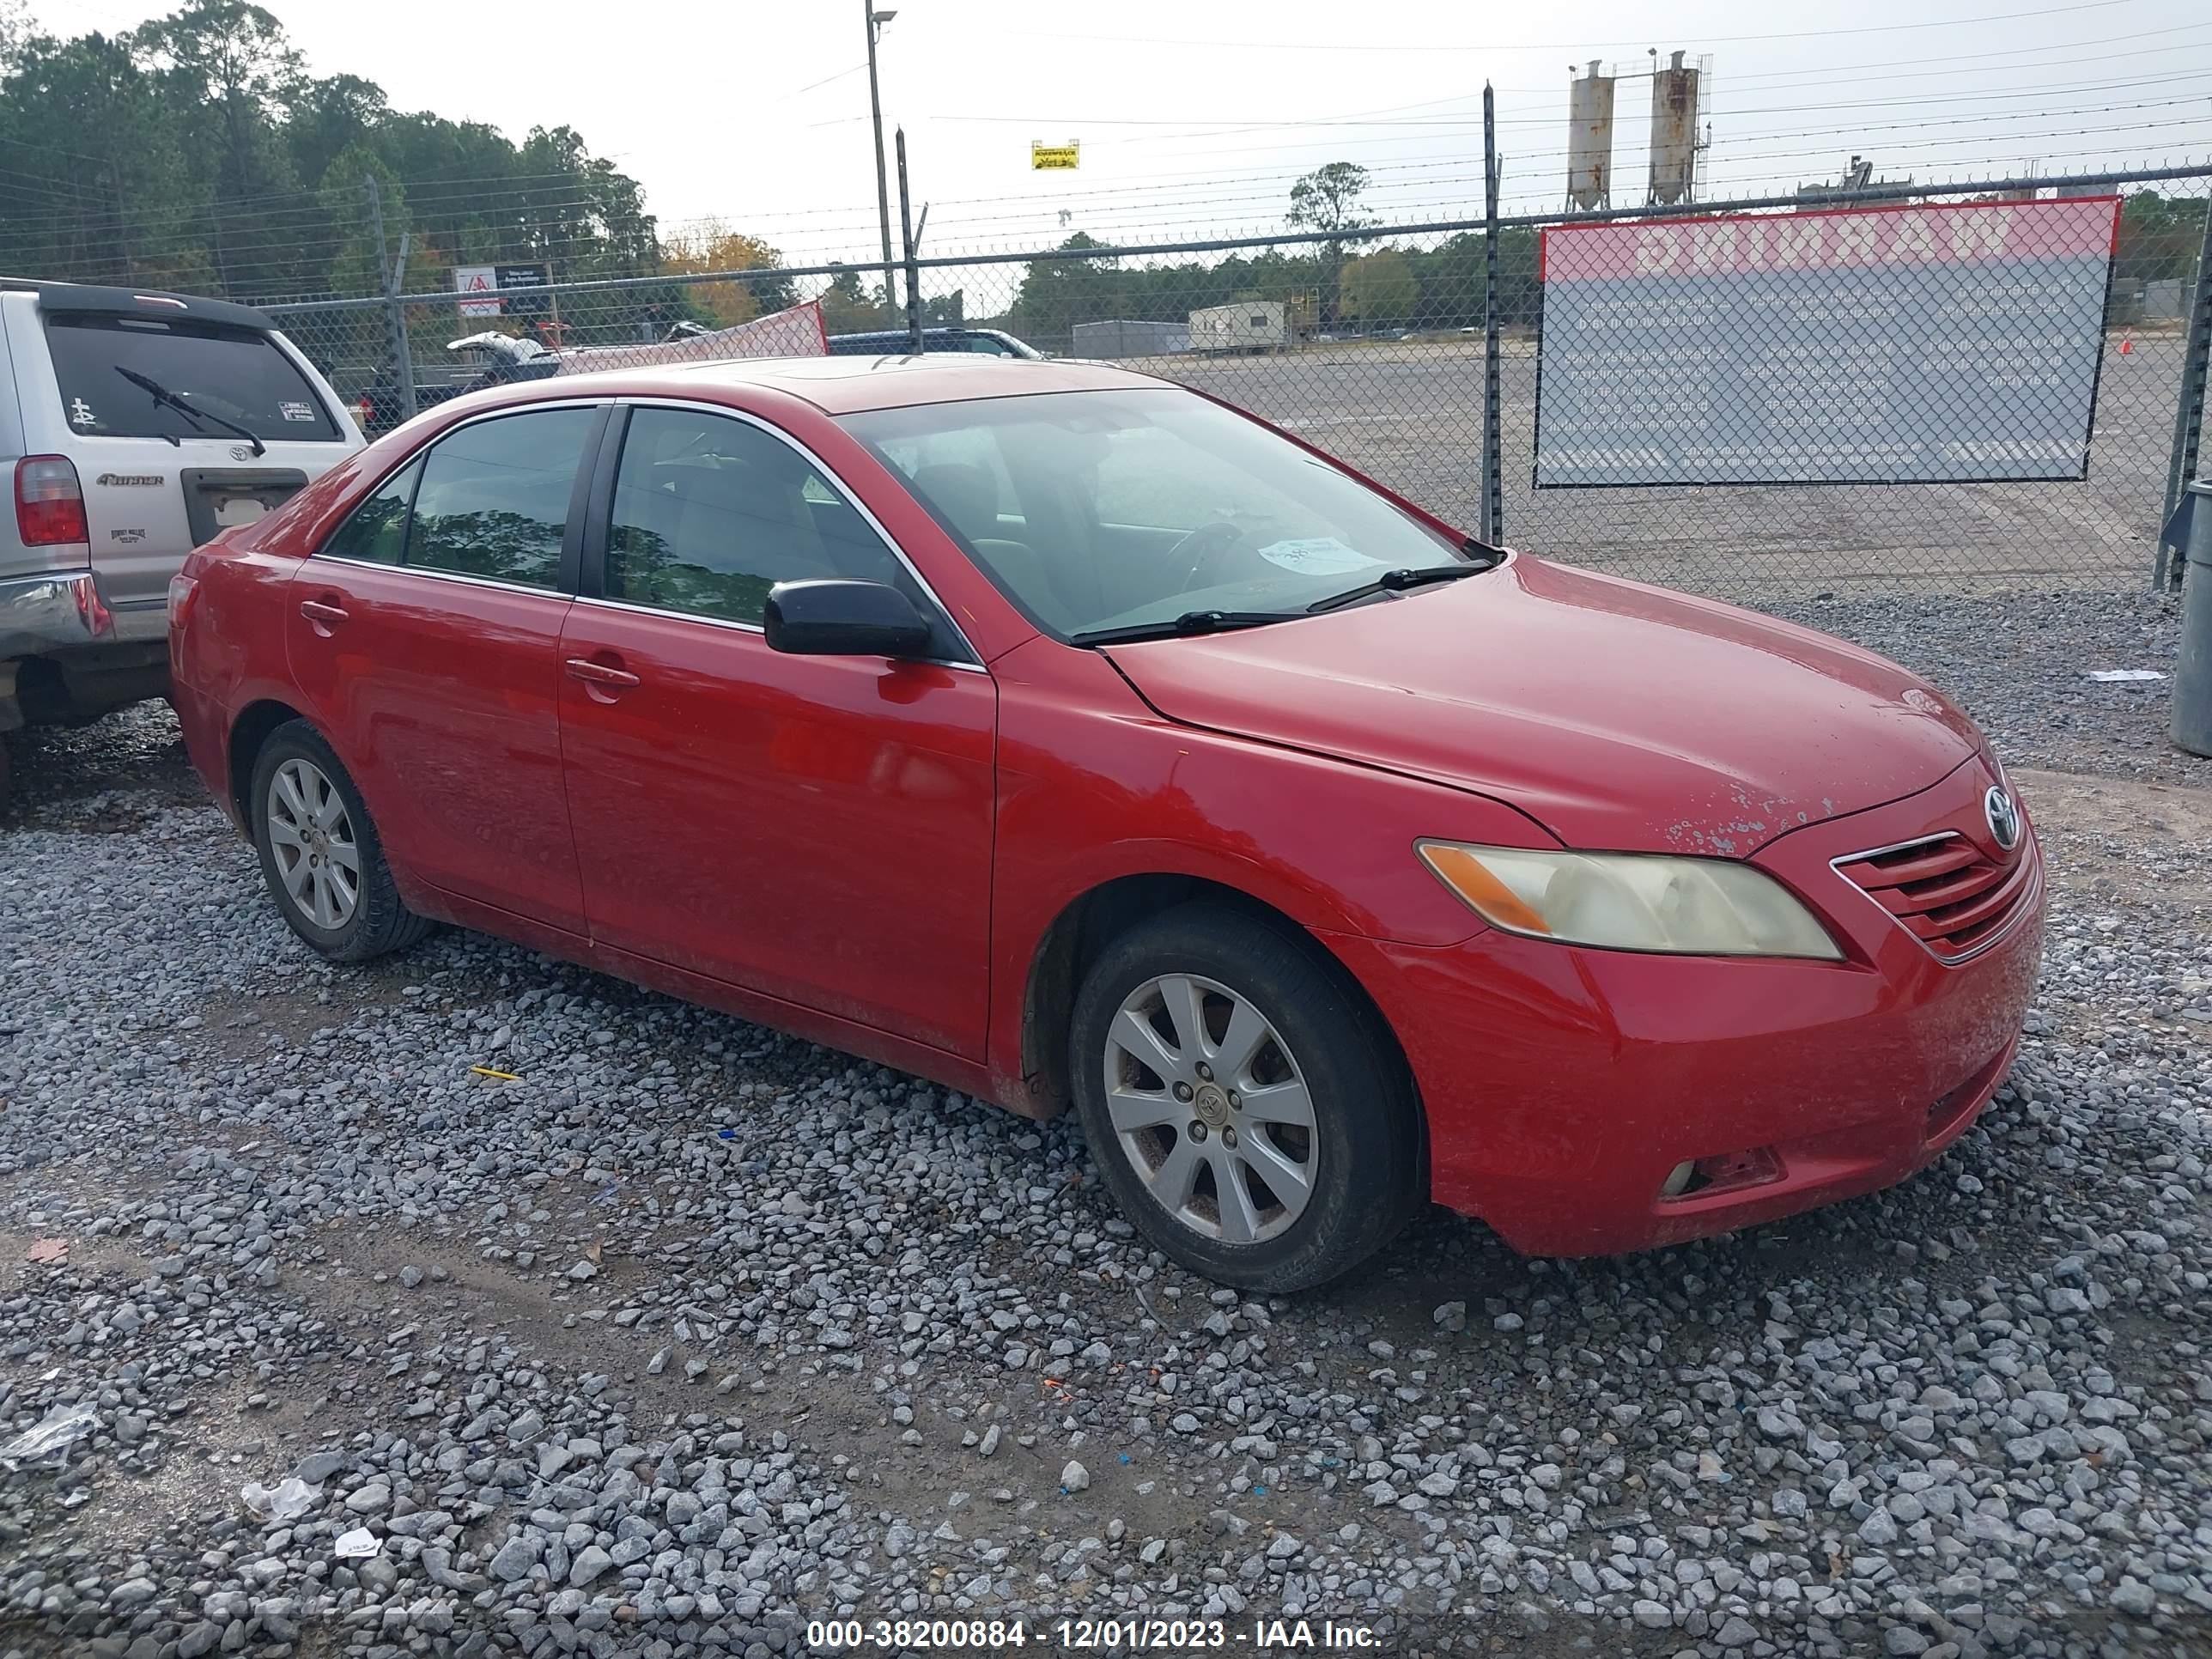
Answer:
819;264;891;332
1339;249;1416;326
1286;161;1377;320
131;1;306;292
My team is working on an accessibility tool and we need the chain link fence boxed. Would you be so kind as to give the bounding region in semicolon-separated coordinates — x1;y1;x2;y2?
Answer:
264;166;2212;604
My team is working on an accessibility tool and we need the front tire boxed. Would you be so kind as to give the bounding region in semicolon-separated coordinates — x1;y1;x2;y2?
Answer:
1069;902;1422;1292
248;720;429;963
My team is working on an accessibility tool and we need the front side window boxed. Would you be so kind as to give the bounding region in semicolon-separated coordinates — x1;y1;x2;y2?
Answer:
604;407;927;629
402;408;596;590
46;313;342;442
843;387;1468;638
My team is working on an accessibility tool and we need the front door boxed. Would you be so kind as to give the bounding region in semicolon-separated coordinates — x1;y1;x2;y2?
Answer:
284;405;602;934
556;404;997;1059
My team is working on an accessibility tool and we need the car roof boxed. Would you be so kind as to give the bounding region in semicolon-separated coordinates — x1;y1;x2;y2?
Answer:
507;353;1164;416
1;276;276;331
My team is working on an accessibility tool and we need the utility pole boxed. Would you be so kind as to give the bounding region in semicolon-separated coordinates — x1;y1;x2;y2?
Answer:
866;3;899;313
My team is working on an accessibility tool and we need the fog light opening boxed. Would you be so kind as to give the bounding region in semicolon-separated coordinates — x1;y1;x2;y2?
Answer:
1658;1146;1783;1202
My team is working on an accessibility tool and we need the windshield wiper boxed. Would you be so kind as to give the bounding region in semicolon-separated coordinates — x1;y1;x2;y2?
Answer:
1306;562;1484;613
1071;609;1304;647
114;367;265;457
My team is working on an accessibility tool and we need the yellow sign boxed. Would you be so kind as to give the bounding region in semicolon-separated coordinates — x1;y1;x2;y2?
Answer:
1031;142;1079;171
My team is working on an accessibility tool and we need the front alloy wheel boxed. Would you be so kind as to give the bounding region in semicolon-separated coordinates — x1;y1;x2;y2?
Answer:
1103;972;1317;1244
1070;902;1422;1291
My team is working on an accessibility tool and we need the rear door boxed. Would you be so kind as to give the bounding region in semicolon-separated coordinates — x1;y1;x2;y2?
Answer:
33;302;358;624
285;404;603;935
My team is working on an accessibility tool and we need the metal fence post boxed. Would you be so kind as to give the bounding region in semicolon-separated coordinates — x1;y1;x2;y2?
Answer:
1480;83;1504;546
364;174;416;420
2157;192;2212;588
896;129;924;356
2169;480;2212;750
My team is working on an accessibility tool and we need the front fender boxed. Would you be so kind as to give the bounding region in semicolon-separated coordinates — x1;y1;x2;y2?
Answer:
982;635;1559;1099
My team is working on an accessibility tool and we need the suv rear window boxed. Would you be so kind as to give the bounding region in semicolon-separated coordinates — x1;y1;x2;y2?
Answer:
45;313;341;443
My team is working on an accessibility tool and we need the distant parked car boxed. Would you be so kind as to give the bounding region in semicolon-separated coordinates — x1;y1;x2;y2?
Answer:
172;353;2042;1291
825;327;1042;359
0;278;361;796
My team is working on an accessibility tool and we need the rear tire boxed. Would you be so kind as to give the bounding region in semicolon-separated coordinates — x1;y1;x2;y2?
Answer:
1069;902;1422;1292
248;720;430;963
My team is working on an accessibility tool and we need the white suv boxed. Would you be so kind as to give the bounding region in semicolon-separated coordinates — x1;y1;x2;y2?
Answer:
0;280;362;794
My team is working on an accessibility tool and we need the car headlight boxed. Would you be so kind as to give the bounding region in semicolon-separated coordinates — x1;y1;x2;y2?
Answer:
1416;840;1842;959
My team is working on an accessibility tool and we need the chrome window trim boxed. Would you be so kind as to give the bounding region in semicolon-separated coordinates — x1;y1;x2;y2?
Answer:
312;551;569;599
1829;829;2040;966
608;395;982;668
568;591;985;676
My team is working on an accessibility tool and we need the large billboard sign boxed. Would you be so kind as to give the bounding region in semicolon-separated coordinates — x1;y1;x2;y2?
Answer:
1534;196;2121;487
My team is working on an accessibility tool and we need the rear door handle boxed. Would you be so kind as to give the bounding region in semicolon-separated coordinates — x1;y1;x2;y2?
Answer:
565;657;641;689
299;599;349;635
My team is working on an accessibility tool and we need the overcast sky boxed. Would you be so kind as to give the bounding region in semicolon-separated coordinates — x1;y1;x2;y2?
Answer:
30;0;2212;259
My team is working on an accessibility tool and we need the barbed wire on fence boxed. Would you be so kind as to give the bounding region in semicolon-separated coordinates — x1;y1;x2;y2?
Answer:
247;163;2212;604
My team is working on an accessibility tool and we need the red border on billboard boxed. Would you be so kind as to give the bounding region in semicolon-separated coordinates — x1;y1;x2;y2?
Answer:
1537;193;2121;283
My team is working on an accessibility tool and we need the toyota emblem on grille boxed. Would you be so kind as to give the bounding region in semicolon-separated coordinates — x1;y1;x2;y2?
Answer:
1984;787;2021;852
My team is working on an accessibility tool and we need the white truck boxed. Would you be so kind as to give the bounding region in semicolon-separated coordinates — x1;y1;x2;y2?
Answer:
1187;301;1288;356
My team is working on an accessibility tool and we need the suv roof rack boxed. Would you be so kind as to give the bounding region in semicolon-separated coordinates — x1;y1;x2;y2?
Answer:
0;276;274;331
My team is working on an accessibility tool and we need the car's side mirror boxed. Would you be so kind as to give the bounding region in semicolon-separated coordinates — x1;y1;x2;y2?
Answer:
763;579;933;659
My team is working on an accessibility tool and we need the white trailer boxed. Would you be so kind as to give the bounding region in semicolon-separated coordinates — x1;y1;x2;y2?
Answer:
1188;301;1287;356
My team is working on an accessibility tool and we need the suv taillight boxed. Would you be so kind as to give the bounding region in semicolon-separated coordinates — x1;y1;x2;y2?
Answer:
15;455;88;546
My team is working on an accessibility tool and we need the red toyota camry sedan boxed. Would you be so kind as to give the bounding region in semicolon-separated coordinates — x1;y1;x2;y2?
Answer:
168;355;2043;1291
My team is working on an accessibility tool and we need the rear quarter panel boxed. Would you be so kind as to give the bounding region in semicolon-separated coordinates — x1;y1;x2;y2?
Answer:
173;522;309;821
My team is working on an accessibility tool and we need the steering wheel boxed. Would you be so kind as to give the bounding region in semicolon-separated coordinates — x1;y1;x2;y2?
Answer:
1171;521;1251;592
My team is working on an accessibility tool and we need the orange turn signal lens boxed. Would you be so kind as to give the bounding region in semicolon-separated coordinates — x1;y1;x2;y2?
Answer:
1416;842;1553;935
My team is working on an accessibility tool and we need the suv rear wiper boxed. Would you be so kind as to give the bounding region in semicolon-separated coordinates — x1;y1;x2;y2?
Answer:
1071;609;1304;647
113;367;265;457
1306;562;1484;613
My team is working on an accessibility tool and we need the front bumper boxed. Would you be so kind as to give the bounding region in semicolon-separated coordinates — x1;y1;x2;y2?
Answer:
0;569;112;661
1335;759;2045;1257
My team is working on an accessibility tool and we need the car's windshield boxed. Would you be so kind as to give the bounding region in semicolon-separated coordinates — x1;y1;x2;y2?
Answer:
841;388;1468;639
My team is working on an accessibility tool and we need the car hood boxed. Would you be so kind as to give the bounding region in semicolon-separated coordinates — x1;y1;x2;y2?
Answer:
1102;555;1985;856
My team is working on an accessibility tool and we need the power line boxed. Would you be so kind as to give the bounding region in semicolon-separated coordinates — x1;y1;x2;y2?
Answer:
994;0;2135;54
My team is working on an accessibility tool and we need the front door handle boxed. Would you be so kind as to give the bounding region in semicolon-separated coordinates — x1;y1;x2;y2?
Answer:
565;657;641;689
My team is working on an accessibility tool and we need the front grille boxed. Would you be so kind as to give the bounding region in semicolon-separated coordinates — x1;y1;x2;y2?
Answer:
1833;831;2034;963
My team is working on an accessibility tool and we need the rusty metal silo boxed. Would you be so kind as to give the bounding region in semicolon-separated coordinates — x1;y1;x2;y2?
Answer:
1566;62;1616;211
1648;49;1701;206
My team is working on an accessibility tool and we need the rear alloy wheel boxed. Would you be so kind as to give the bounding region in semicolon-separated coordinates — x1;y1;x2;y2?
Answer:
249;720;430;963
267;757;359;931
1070;902;1421;1291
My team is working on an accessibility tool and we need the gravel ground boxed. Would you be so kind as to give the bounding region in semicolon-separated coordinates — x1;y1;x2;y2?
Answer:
1;587;2210;1659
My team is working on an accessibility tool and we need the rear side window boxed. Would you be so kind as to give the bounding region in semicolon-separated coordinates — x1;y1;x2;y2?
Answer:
403;409;595;590
319;460;421;567
46;313;341;442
